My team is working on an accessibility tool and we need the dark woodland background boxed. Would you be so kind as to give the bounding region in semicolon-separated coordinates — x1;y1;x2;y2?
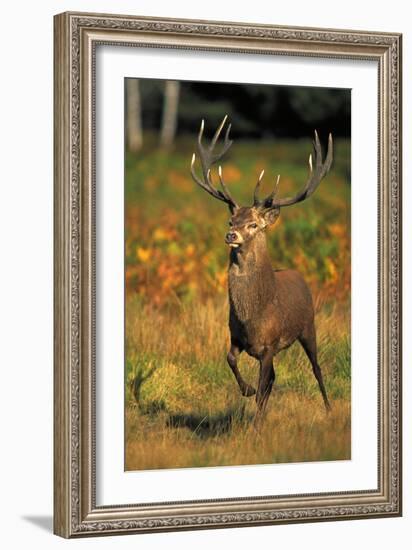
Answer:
127;80;350;146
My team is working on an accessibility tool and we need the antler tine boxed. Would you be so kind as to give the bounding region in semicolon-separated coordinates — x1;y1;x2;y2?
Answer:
190;153;217;197
313;130;322;169
198;118;205;143
323;133;333;174
265;175;281;206
196;118;210;183
308;131;333;193
216;122;233;158
190;116;238;212
263;131;333;209
254;171;281;208
210;115;227;149
263;174;280;205
218;165;237;205
253;170;265;206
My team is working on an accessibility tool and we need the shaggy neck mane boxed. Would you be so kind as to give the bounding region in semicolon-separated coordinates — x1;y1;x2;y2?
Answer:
228;232;277;322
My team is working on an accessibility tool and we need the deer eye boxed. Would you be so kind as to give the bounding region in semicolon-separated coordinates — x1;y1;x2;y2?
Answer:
249;223;258;229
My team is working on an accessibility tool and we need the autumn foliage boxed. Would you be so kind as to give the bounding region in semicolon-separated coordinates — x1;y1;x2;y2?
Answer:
125;137;350;308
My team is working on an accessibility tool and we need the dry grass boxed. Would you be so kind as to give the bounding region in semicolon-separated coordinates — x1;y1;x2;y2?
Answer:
125;396;350;471
125;294;351;471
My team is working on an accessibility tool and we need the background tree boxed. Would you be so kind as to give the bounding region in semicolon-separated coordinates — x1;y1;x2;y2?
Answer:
126;79;143;152
160;80;180;148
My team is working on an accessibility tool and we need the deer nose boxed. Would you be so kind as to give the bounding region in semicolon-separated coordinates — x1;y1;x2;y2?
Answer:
226;232;237;242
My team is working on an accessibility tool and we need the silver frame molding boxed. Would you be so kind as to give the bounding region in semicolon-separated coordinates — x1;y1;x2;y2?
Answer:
53;11;402;538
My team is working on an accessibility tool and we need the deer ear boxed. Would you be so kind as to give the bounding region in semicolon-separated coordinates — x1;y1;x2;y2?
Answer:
263;207;280;226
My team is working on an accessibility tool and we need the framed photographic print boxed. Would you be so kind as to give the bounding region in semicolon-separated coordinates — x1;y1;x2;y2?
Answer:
53;11;402;538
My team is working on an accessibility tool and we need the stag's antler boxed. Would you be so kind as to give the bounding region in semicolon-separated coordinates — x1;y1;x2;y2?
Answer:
253;131;333;209
190;116;239;213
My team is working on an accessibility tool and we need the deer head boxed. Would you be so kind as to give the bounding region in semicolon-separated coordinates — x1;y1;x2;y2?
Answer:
190;116;333;250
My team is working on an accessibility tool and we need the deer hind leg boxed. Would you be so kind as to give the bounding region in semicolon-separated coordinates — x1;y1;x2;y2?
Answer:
254;349;275;427
299;323;331;412
227;343;256;397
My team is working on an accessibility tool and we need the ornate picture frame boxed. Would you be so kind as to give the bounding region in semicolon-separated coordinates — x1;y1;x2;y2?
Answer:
53;11;402;538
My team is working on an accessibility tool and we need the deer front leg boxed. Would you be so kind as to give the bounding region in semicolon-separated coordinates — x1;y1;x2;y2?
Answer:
254;349;275;427
227;343;256;397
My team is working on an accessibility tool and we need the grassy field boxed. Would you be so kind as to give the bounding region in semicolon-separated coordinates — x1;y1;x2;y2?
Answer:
124;135;351;471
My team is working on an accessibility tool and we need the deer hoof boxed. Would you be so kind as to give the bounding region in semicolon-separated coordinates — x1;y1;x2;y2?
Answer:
242;384;256;397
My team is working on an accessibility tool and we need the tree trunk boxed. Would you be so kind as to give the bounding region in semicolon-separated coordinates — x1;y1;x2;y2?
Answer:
126;79;143;152
160;80;180;149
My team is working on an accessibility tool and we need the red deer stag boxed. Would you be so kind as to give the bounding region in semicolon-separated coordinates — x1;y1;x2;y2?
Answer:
190;116;333;424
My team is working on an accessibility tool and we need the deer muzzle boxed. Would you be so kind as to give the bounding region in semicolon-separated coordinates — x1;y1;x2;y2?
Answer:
225;231;243;248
